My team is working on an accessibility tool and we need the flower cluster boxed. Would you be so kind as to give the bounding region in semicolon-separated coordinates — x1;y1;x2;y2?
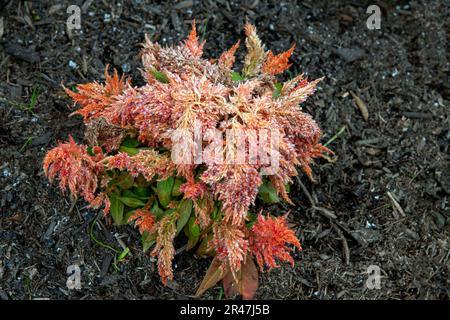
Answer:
43;22;330;296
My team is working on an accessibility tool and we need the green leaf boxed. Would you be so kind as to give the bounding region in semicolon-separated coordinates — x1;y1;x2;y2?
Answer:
171;178;184;197
186;215;200;250
118;196;146;208
150;68;169;83
119;146;140;156
121;137;140;148
258;180;280;204
285;183;291;193
143;239;155;252
211;206;218;221
117;247;130;261
142;231;157;253
157;177;174;208
109;193;124;225
123;189;149;201
231;71;245;82
123;209;134;224
176;199;193;235
109;173;134;190
273;82;283;98
151;202;165;220
196;234;214;257
87;146;95;156
133;186;151;198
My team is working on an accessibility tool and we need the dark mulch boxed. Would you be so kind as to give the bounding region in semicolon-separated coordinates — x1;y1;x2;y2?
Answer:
0;0;448;300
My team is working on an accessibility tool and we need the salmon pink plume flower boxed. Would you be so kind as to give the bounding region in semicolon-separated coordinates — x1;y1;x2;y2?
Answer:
151;213;179;285
179;179;207;200
210;222;249;275
249;214;302;271
129;209;156;234
184;20;205;58
263;44;296;75
65;67;130;122
43;136;101;204
43;21;330;296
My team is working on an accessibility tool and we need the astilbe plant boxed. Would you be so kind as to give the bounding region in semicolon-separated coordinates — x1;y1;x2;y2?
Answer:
43;21;331;298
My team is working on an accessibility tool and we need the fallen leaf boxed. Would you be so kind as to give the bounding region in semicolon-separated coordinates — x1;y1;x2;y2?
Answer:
223;256;259;300
195;256;228;297
350;90;369;122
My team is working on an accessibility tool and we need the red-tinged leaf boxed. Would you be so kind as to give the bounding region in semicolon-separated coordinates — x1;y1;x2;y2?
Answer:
195;256;229;297
240;258;259;300
223;256;259;300
222;269;239;299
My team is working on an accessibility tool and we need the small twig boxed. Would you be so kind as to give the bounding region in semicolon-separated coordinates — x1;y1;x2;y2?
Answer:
312;206;338;220
295;176;315;206
175;244;187;256
68;198;77;214
386;191;406;217
334;226;350;265
296;176;338;220
403;112;433;120
324;125;346;147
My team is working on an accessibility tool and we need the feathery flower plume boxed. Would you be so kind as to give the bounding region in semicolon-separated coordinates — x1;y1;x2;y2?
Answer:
44;21;330;295
263;44;295;75
105;150;175;181
129;209;156;234
151;213;179;284
218;41;240;69
184;20;205;58
66;68;129;122
211;222;249;275
243;23;266;77
249;214;301;271
43;136;100;203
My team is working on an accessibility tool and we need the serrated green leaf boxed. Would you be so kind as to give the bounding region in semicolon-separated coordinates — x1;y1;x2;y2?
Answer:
118;196;146;208
109;193;124;225
157;177;174;208
176;199;193;235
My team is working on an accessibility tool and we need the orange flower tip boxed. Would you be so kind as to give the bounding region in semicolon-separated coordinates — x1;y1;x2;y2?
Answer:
249;214;301;270
244;23;257;36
